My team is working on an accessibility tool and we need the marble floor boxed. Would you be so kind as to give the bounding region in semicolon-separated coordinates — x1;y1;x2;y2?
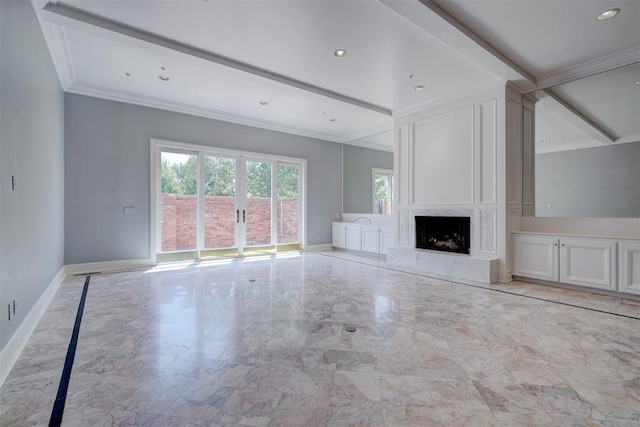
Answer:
1;251;639;426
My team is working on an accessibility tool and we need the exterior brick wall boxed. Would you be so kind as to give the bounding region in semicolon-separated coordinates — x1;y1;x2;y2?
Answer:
161;194;299;252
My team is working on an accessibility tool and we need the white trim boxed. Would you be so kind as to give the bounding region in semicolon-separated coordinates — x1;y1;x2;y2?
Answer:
305;244;333;252
392;81;505;119
535;47;640;90
66;82;346;143
64;259;154;275
343;125;394;145
0;266;66;387
345;139;394;153
30;0;75;89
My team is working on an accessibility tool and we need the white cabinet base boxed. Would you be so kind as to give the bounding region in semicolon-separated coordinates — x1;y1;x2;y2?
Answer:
560;238;616;291
513;232;640;298
619;241;640;296
332;223;393;256
513;235;558;281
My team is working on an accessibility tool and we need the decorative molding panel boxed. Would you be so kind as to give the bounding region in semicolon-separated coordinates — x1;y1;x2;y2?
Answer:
413;106;474;205
480;210;496;254
522;103;535;214
560;238;616;291
480;99;497;205
397;210;410;245
618;241;640;296
397;125;410;207
505;97;522;205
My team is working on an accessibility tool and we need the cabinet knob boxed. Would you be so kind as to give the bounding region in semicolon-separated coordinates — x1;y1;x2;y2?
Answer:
554;243;557;246
562;243;565;247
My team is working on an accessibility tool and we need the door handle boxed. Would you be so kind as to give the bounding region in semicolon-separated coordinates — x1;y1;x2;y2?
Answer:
243;209;246;223
236;209;240;223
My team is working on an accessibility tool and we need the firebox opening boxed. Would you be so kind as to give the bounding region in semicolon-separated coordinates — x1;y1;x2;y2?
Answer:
415;216;470;255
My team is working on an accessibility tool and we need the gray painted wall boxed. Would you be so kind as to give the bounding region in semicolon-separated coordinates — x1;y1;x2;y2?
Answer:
536;141;640;218
343;144;393;213
64;94;343;264
0;0;65;352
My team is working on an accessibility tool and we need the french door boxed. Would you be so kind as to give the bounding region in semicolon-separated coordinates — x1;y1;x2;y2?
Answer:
154;142;304;261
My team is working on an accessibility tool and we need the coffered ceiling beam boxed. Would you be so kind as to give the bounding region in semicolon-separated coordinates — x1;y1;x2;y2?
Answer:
542;89;616;144
380;0;537;92
41;3;392;116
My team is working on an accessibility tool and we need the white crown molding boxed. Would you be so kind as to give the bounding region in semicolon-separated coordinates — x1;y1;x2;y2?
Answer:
535;47;640;90
392;79;503;118
343;125;394;145
344;139;394;153
66;82;346;143
41;2;391;116
380;0;536;91
31;0;75;89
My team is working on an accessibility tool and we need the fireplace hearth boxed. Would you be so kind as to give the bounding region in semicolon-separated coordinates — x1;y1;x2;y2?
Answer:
415;216;470;255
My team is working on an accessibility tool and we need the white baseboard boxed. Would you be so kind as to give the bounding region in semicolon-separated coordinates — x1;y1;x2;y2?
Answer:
0;266;66;388
64;258;155;275
304;244;333;252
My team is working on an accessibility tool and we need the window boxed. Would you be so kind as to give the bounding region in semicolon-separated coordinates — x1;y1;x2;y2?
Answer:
372;168;393;214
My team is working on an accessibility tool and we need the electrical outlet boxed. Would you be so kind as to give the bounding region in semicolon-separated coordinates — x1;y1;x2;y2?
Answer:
123;207;136;215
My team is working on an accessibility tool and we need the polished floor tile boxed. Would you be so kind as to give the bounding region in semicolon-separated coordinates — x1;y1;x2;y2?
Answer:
1;252;639;426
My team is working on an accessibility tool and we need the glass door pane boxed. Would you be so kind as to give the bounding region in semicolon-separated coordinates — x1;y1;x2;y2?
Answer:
276;164;300;246
160;151;198;252
244;160;273;249
203;155;237;251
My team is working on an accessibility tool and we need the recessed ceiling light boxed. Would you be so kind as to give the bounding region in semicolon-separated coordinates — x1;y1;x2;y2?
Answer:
259;101;268;105
414;85;425;91
597;8;620;20
158;75;170;81
334;49;347;57
635;80;640;85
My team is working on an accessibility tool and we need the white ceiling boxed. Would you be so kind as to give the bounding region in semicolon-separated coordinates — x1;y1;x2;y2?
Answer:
33;0;640;151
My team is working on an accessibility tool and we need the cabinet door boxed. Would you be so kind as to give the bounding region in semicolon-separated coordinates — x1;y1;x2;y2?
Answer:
332;223;346;249
619;241;640;295
513;235;558;281
379;227;394;255
361;227;379;253
560;238;616;291
345;225;362;251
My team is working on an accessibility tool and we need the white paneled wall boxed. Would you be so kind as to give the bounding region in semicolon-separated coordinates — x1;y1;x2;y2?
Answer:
413;106;474;205
391;84;523;282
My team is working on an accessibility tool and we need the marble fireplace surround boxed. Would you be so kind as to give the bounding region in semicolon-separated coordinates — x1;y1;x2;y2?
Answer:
388;209;499;283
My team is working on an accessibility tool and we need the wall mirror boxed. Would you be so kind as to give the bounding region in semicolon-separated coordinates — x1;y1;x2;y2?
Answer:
528;62;640;218
342;131;394;214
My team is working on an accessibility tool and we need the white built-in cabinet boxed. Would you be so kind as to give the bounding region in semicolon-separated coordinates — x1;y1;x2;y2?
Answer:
362;225;394;255
332;222;362;251
619;241;640;295
331;223;347;249
513;233;639;296
332;222;393;255
513;235;558;282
